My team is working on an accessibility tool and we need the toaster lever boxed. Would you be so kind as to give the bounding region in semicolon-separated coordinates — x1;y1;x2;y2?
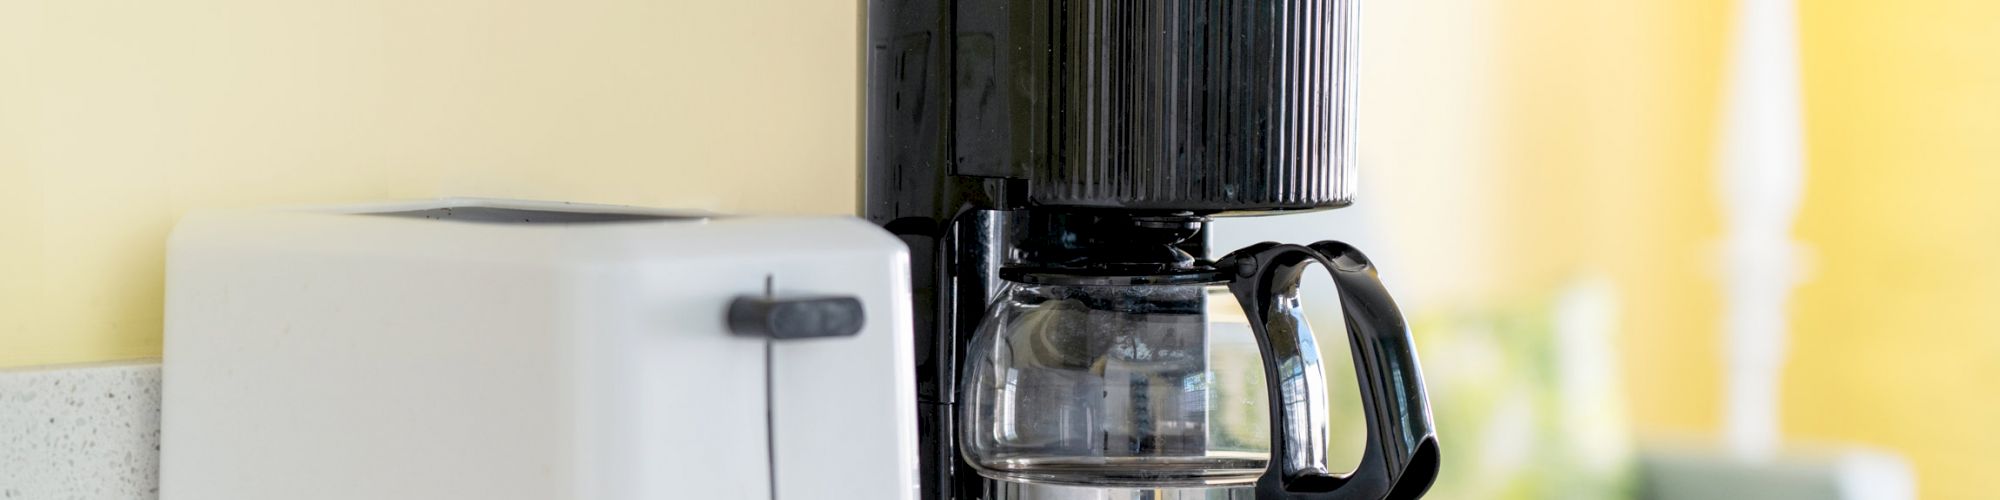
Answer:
728;295;866;339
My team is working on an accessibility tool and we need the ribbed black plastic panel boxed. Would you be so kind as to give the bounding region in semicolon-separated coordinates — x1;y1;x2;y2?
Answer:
1031;0;1358;212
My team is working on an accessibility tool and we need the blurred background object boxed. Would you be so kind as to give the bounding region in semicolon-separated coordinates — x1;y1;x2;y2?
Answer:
1211;0;1993;498
2;0;1994;498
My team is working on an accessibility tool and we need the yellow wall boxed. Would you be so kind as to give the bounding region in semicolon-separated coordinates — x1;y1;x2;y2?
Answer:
1365;0;1733;434
1370;0;1995;497
0;0;861;367
1434;0;1998;497
1481;0;1733;436
1789;1;2000;498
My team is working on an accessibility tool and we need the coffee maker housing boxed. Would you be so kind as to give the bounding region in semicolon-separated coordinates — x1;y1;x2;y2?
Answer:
864;1;1437;499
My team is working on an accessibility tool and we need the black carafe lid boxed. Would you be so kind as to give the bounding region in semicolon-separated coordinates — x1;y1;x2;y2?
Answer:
1002;211;1229;286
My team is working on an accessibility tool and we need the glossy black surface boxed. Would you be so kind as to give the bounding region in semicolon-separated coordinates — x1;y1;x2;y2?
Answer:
1220;242;1439;500
873;0;1359;216
957;0;1358;211
1011;210;1208;273
865;2;977;495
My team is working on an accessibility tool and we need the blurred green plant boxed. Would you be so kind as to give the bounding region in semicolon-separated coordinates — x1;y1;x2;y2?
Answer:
1395;288;1639;500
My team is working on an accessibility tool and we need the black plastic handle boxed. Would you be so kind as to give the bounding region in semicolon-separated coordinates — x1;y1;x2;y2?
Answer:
727;295;867;340
1221;241;1440;500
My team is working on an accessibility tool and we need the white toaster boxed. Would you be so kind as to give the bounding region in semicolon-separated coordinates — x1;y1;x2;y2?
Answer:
161;199;917;500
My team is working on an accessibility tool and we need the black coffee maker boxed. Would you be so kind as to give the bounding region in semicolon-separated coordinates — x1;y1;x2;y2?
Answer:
865;1;1439;499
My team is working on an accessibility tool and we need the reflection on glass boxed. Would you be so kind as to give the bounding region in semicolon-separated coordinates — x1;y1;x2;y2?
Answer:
960;282;1271;487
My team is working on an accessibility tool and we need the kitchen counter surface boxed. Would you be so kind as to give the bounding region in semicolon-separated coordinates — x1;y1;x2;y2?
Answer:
0;361;161;500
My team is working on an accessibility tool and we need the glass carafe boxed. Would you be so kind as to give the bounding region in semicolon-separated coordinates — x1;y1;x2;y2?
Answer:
959;280;1268;486
960;242;1442;499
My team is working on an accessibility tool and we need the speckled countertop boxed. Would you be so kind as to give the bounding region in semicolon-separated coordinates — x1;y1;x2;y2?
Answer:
0;361;161;500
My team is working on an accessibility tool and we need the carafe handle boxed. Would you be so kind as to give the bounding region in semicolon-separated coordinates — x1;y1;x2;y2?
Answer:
1221;241;1440;500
